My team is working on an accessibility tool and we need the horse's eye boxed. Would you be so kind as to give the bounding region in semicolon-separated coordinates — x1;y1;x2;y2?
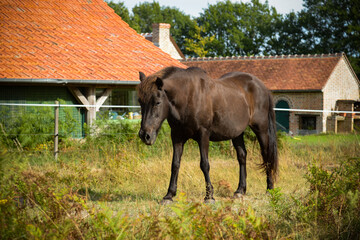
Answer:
156;102;161;106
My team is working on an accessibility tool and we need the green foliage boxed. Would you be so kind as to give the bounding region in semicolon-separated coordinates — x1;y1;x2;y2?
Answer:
107;1;131;24
184;21;215;57
0;166;86;239
268;158;360;239
197;0;281;57
271;0;360;77
0;100;79;150
149;193;271;239
131;2;197;56
267;11;309;55
107;1;196;56
86;119;140;143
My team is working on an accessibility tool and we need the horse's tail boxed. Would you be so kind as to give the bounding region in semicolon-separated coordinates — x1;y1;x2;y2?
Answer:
264;93;278;178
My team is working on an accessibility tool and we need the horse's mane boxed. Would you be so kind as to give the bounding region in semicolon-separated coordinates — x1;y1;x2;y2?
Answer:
137;66;208;101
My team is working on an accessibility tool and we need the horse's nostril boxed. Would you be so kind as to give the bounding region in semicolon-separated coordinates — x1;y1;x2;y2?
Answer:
145;133;151;141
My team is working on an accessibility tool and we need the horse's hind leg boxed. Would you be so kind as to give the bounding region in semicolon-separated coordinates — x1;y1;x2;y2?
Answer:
198;130;214;202
251;126;275;191
232;133;247;198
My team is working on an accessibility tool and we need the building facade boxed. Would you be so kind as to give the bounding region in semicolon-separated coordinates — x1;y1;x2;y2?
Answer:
183;54;360;135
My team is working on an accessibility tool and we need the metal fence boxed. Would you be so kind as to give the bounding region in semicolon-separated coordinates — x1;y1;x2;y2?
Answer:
1;102;359;159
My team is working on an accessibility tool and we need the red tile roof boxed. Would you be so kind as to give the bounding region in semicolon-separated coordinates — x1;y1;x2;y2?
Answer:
183;54;345;91
0;0;185;82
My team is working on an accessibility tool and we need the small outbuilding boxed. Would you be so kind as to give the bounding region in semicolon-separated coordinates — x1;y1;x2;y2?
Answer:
183;53;360;135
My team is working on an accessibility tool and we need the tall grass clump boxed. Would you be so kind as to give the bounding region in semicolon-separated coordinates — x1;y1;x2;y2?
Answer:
0;150;273;239
268;156;360;239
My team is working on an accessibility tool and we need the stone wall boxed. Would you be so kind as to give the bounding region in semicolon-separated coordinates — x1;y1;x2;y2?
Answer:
323;58;360;130
273;92;323;135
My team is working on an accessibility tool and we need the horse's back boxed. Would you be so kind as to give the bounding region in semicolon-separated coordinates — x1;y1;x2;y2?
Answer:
218;72;266;92
217;71;272;124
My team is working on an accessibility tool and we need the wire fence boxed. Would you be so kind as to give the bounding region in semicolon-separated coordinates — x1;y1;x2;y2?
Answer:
1;102;359;157
1;102;359;113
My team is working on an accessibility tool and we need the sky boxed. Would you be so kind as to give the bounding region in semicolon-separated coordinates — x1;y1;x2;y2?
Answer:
118;0;305;17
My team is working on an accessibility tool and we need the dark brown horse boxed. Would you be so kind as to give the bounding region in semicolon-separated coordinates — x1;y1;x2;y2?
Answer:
137;66;278;203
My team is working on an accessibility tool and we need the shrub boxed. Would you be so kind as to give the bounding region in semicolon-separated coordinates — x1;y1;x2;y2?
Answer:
0;99;79;150
268;157;360;239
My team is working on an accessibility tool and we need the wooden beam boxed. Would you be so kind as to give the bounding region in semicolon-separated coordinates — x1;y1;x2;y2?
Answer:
68;87;89;110
87;87;96;126
96;88;112;111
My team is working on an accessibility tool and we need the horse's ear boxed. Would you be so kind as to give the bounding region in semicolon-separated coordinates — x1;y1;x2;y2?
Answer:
155;77;163;90
139;72;146;82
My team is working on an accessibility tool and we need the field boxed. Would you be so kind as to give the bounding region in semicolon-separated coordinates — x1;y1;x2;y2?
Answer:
1;120;360;239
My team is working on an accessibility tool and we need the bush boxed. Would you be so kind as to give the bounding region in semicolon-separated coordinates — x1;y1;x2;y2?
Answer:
0;99;79;150
268;157;360;239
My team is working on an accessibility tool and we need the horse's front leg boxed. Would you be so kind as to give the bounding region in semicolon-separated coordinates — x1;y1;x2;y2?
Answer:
198;130;215;203
232;133;247;198
162;135;186;204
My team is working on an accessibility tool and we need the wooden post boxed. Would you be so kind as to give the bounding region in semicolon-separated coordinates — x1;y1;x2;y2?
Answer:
87;87;96;126
54;101;59;160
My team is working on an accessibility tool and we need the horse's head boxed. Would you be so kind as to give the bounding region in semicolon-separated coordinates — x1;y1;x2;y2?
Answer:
137;71;169;145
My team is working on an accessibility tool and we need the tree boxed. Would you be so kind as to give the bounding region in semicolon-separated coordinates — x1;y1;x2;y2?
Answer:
131;2;163;33
272;0;360;76
184;21;215;57
108;1;196;56
301;0;360;76
131;2;196;55
266;11;308;55
197;0;281;56
106;1;131;24
106;1;140;32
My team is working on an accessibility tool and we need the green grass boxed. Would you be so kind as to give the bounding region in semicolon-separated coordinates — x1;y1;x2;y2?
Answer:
1;122;360;239
286;133;360;146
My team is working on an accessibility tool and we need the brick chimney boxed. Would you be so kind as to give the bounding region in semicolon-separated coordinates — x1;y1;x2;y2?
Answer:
150;23;184;59
152;23;171;48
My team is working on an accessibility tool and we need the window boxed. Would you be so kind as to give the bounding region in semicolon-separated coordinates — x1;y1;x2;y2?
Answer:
300;115;316;130
298;115;318;135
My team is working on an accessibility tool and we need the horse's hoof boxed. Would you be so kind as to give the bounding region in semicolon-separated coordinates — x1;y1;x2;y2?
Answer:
160;199;173;205
204;198;215;204
233;193;244;199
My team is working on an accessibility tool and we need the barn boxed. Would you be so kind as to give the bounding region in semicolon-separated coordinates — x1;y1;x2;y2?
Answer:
183;54;360;135
0;0;184;137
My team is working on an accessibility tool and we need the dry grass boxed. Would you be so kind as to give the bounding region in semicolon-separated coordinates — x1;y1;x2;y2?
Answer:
1;132;359;239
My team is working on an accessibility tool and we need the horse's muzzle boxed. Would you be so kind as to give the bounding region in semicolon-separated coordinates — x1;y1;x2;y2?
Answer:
138;128;157;145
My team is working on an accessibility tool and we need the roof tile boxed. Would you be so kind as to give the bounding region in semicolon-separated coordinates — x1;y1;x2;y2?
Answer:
0;0;185;82
183;55;342;91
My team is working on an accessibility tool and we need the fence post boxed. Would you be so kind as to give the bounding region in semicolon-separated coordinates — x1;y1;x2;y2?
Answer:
54;101;59;160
